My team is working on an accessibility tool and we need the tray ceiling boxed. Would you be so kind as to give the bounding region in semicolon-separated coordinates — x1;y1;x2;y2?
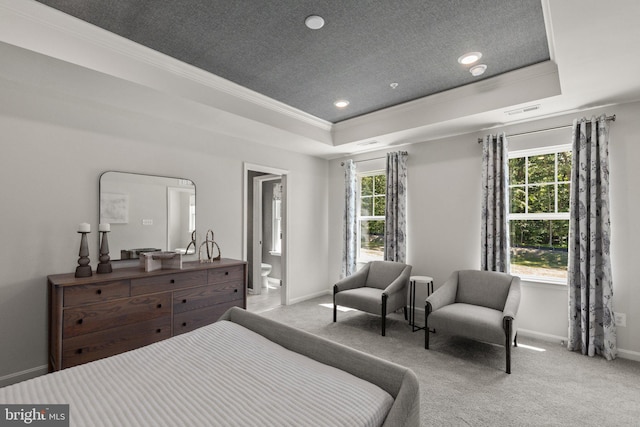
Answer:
34;0;550;123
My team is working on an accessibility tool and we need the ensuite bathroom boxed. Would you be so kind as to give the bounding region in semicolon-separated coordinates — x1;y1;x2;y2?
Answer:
246;171;283;313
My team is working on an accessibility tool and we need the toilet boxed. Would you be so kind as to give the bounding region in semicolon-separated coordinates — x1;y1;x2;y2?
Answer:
260;263;272;289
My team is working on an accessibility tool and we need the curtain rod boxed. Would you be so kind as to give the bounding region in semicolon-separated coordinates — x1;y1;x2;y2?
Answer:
476;114;616;143
340;151;408;166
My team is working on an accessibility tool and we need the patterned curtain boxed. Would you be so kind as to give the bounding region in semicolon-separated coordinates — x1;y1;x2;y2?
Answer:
481;133;510;272
341;160;357;278
384;151;408;263
567;115;616;360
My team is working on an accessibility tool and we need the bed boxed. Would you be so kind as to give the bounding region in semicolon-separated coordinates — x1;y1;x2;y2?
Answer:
0;307;420;426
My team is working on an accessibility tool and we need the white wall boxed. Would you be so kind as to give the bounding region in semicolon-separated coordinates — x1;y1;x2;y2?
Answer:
329;100;640;360
0;48;329;384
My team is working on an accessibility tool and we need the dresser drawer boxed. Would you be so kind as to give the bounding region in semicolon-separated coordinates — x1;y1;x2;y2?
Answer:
63;280;130;307
173;300;242;335
208;265;244;285
173;281;243;314
130;270;207;296
63;293;171;338
62;317;171;369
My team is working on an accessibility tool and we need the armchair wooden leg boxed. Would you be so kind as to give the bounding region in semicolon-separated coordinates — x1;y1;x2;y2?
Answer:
381;294;388;336
514;333;518;347
504;317;513;374
424;303;430;349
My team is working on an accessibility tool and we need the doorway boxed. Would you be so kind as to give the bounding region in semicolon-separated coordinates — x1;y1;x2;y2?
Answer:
243;163;288;312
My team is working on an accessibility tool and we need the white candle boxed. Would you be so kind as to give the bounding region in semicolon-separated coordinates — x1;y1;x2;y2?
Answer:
78;223;91;233
99;223;111;232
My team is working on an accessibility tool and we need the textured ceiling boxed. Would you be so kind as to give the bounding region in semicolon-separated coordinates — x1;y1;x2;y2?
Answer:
35;0;549;123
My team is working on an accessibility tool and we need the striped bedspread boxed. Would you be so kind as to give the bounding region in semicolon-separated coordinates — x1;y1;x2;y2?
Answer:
0;320;394;426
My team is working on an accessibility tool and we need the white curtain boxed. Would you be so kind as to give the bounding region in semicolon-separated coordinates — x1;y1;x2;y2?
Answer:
481;133;510;272
567;115;617;360
341;160;357;278
384;151;408;263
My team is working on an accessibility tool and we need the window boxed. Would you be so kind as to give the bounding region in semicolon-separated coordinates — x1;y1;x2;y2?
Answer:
189;194;196;232
508;145;571;282
271;183;282;254
358;171;386;262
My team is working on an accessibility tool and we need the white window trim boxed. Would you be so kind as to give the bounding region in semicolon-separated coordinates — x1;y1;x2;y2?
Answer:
518;274;568;286
509;144;571;158
508;144;572;285
271;197;282;255
356;170;385;263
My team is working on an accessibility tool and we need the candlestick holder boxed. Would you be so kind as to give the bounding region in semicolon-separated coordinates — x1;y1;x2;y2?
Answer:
97;230;112;274
75;231;93;278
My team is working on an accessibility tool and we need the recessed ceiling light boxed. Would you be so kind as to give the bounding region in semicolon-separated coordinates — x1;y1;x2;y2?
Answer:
305;15;325;30
469;64;487;77
458;52;482;65
334;99;350;108
390;82;399;89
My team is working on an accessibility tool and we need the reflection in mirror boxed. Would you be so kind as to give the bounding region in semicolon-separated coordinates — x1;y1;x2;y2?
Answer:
99;171;196;261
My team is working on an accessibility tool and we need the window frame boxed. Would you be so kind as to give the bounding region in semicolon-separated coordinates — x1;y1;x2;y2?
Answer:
268;182;283;256
189;194;196;232
508;144;572;285
356;170;386;263
271;197;282;255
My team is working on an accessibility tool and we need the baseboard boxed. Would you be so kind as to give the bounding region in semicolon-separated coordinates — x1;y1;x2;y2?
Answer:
0;365;48;388
517;328;567;344
289;289;331;305
514;329;640;362
617;348;640;362
416;307;640;362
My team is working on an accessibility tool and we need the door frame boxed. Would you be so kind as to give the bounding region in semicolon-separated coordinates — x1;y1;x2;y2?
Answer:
242;163;289;305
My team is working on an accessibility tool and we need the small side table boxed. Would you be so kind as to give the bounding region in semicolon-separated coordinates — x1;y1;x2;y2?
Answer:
409;275;434;332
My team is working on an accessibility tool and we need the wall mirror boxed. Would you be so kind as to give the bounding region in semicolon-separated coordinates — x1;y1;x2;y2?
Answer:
99;171;196;261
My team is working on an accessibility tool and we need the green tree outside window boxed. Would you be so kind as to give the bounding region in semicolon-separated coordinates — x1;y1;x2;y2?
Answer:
508;149;572;280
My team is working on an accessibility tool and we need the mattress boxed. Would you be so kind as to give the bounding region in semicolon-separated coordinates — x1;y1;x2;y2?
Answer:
0;320;394;427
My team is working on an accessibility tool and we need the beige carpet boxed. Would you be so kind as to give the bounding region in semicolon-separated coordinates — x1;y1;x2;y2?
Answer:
257;294;640;426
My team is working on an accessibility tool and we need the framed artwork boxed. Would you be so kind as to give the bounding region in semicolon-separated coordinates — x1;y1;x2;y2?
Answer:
100;192;129;224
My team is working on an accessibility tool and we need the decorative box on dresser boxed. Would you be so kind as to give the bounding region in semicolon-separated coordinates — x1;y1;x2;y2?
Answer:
48;258;246;371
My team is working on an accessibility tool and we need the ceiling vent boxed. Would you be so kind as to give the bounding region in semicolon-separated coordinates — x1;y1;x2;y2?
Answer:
505;104;541;116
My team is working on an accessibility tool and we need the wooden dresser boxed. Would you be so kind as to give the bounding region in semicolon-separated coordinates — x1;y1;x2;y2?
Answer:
48;258;246;371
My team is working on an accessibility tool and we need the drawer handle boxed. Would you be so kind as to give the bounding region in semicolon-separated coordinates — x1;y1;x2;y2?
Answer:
157;304;162;309
182;299;187;304
170;279;175;284
77;319;83;325
182;322;187;327
156;329;162;333
96;289;102;295
77;349;83;354
234;289;238;293
225;271;229;275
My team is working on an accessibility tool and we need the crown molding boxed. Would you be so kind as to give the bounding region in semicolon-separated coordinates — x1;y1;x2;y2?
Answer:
0;0;332;132
332;60;561;146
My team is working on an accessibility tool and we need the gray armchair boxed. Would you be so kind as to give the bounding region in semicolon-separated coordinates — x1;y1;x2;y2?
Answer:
333;261;412;336
424;270;521;373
